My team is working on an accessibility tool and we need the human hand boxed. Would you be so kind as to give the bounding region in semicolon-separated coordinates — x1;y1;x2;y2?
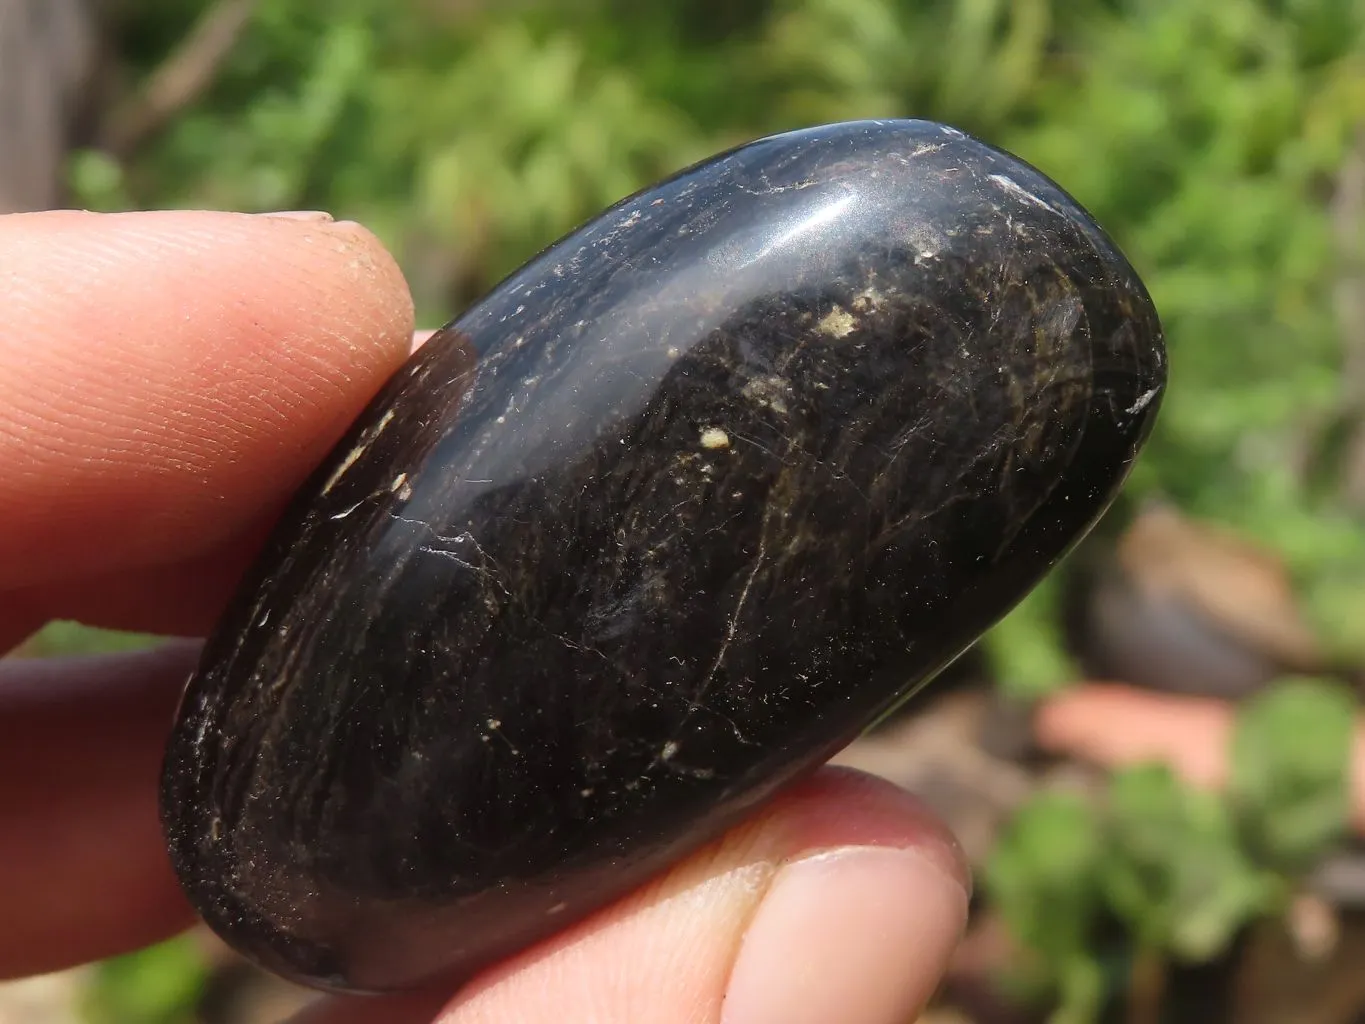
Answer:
0;210;970;1024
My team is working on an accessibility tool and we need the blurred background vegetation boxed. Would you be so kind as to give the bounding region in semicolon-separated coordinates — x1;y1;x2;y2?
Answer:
8;0;1365;1021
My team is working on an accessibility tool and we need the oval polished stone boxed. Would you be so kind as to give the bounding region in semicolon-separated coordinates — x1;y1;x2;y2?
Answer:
161;119;1166;993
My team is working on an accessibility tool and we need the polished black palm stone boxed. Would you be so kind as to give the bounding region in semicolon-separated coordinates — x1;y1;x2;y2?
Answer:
161;119;1166;993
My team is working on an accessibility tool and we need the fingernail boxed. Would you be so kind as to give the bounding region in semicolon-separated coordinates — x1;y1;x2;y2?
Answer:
721;846;968;1024
258;210;335;221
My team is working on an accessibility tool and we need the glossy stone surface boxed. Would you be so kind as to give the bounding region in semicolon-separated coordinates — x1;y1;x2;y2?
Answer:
161;119;1166;993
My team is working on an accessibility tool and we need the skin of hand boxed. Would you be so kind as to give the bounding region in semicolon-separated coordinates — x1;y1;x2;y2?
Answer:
0;210;970;1024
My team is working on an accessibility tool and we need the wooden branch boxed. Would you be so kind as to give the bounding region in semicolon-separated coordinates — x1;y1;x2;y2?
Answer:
1330;126;1365;509
101;0;259;158
0;0;99;212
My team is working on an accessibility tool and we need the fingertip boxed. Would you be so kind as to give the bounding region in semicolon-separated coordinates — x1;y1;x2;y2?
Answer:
0;641;203;977
762;766;972;897
719;844;966;1024
413;768;968;1024
286;990;449;1024
713;769;969;1024
0;210;416;588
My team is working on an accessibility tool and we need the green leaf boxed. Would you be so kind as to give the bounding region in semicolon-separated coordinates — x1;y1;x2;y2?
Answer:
81;936;207;1024
20;621;161;658
1050;952;1106;1024
1100;764;1271;961
67;150;132;212
986;578;1077;700
1229;677;1355;875
986;791;1104;965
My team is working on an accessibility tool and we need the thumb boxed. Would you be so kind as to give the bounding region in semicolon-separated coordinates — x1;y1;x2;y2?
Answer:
292;767;970;1024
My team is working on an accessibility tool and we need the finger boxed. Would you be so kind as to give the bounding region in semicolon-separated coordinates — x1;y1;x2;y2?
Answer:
0;642;200;978
4;515;274;649
3;325;435;650
0;593;49;655
1035;683;1365;833
293;768;970;1024
0;210;414;600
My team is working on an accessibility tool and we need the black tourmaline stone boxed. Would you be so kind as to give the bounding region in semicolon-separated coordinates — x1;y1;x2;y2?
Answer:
161;119;1166;993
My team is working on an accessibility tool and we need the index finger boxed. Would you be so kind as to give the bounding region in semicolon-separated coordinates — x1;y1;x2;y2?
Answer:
0;210;414;597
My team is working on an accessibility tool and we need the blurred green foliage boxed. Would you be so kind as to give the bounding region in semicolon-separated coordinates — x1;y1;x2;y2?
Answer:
81;938;207;1024
987;677;1355;1021
74;0;1365;689
1229;676;1355;873
983;791;1110;1022
21;621;159;658
1101;764;1271;962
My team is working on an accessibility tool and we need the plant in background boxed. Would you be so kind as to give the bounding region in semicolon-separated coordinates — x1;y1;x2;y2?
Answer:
80;937;207;1024
1229;677;1355;879
986;792;1108;1024
1099;764;1272;1024
986;676;1355;1024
